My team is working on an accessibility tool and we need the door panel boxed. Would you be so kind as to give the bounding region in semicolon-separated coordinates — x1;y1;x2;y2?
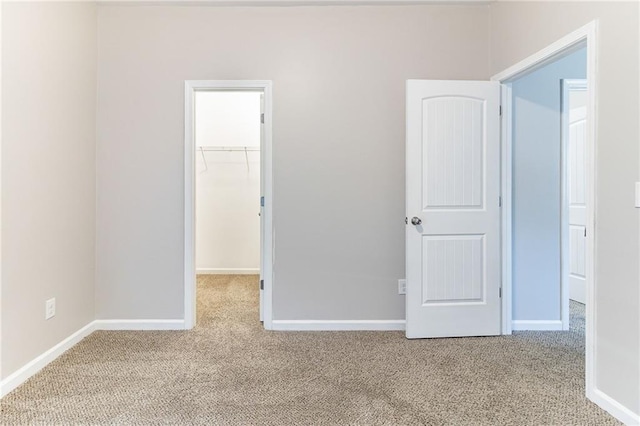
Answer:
422;235;484;303
570;226;586;278
423;97;484;209
406;80;501;339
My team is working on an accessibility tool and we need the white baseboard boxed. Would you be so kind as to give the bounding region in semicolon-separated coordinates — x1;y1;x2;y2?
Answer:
512;320;564;331
93;319;186;331
0;321;96;398
196;268;259;275
590;388;640;425
271;320;406;331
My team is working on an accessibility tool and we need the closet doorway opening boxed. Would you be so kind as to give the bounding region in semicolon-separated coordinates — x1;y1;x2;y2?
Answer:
184;81;273;330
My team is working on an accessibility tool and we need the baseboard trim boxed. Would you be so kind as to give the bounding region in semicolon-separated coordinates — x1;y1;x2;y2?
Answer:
590;388;640;425
93;319;186;330
0;321;96;398
512;320;564;331
196;268;260;275
271;320;406;331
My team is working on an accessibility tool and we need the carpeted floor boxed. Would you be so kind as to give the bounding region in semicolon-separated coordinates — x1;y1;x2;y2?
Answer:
1;275;617;425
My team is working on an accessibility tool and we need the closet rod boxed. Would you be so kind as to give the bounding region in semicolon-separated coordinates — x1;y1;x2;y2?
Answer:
199;146;259;152
198;146;257;171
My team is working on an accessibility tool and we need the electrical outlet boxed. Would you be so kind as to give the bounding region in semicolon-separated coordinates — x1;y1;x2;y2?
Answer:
398;279;406;295
45;298;56;320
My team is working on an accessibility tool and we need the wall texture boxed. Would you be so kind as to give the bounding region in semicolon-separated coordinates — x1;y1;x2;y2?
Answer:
491;0;639;415
1;2;97;379
95;4;492;321
511;47;586;321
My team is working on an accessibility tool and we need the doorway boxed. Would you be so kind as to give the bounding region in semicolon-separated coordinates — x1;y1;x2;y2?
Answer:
195;91;261;277
184;80;273;330
506;46;587;332
493;21;597;398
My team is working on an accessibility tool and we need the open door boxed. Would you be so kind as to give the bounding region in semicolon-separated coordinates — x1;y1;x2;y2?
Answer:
405;80;502;338
562;79;588;306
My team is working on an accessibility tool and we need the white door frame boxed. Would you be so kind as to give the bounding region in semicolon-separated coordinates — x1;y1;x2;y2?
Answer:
561;78;588;318
491;20;597;399
184;80;274;330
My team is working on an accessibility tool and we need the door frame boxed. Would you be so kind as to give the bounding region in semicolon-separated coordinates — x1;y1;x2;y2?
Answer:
491;20;597;397
561;78;588;320
183;80;274;330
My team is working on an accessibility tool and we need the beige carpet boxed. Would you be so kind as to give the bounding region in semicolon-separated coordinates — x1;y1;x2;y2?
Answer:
1;275;618;425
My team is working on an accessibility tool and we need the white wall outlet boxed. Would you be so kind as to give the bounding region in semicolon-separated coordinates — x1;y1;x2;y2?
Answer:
45;298;56;320
398;279;406;295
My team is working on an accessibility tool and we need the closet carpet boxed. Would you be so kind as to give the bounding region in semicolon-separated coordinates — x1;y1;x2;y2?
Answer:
1;275;618;425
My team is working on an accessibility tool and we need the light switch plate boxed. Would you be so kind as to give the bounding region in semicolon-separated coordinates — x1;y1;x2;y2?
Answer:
636;182;640;208
45;298;56;320
398;279;406;295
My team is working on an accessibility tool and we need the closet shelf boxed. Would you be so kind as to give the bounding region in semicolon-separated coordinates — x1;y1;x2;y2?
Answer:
198;146;259;172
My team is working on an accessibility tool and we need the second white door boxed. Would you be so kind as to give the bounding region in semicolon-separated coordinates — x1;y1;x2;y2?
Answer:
565;80;588;305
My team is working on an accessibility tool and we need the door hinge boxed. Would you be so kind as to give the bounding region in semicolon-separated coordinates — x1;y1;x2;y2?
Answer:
260;279;264;290
499;105;503;116
261;196;265;207
499;287;502;298
260;113;265;124
499;196;502;207
584;228;587;237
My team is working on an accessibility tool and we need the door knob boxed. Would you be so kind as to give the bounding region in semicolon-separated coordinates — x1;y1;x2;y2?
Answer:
411;217;422;226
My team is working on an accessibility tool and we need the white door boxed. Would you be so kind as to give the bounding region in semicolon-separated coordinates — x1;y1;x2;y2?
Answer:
567;100;587;304
406;80;502;338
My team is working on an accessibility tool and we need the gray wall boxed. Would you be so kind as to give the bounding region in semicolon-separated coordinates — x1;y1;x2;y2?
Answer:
1;2;97;379
94;5;491;321
511;48;586;321
491;0;639;415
